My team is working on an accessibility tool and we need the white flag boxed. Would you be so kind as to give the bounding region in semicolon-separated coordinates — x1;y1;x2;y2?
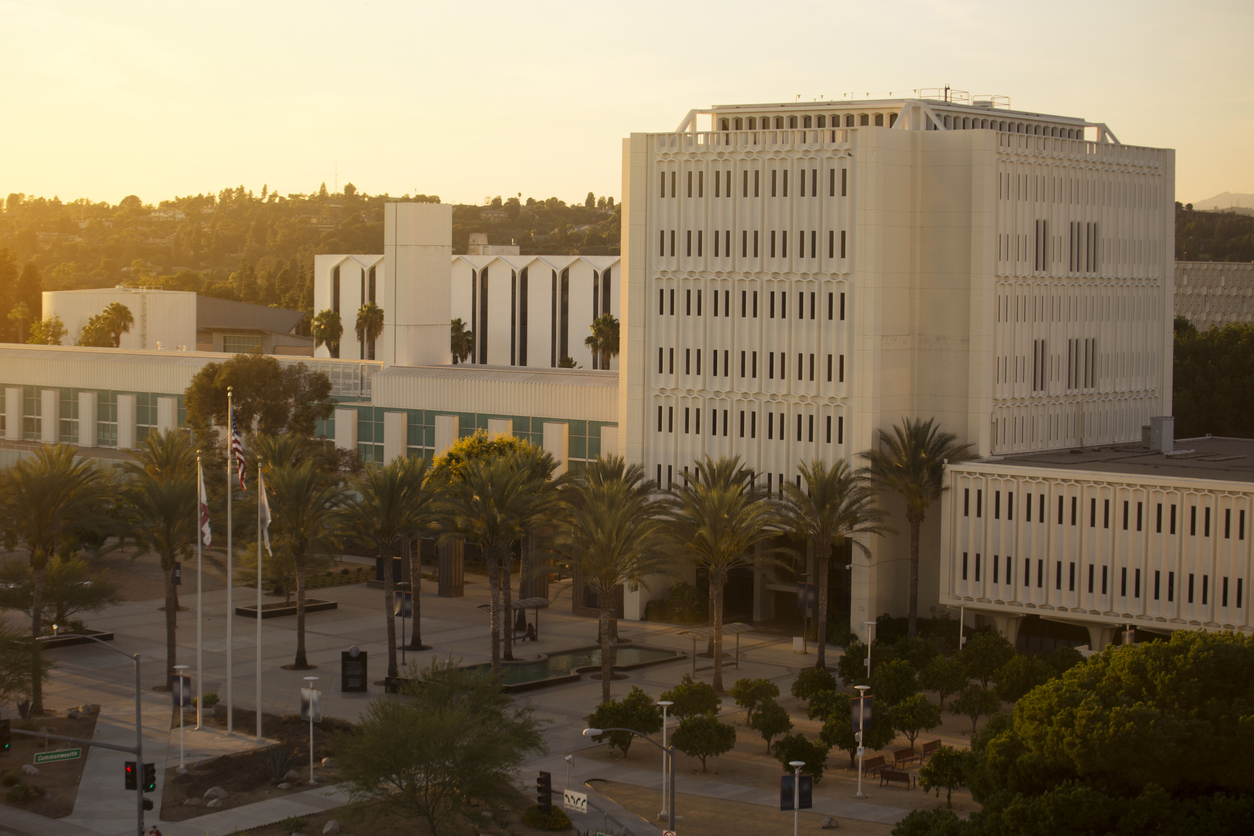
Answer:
258;468;272;556
197;459;212;547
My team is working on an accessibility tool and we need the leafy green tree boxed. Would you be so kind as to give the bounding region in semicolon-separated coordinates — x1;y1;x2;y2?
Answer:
780;459;890;669
860;418;973;637
665;455;782;693
950;684;1001;734
919;744;966;809
7;302;31;342
265;460;349;668
894;636;943;673
584;313;620;370
77;314;114;347
659;674;721;720
729;677;779;725
672;714;736;771
334;658;545;835
891;693;942;746
749;697;792;753
872;657;921;707
921;655;968;711
959;630;1016;688
587;686;662;756
557;355;577;368
819;694;898;767
183;352;333;441
342;456;440;679
355;301;384;360
312;309;343;358
120;429;197;684
0;620;50;711
994;653;1053;703
449;318;474;364
772;733;829;783
0;554;122;632
26;316;66;345
1173;319;1254;438
837;640;870;687
892;808;962;836
553;456;669;703
0;444;117;712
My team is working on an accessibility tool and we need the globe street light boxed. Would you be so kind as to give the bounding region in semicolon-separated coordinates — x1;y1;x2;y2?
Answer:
584;727;675;832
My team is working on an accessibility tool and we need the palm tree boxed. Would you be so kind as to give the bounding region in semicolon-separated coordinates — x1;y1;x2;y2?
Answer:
500;445;562;650
265;460;349;668
450;318;474;364
584;313;620;370
860;418;974;638
0;445;116;713
554;457;670;703
313;309;343;358
779;459;891;670
664;455;781;693
355;301;385;361
121;430;198;686
101;302;134;346
342;456;439;679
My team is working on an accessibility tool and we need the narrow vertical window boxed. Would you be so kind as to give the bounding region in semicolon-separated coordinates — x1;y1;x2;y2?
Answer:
840;292;846;320
842;168;848;196
838;416;843;443
840;230;847;258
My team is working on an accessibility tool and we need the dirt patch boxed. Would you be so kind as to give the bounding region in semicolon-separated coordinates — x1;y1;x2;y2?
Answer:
160;709;352;822
1;708;100;819
593;779;895;836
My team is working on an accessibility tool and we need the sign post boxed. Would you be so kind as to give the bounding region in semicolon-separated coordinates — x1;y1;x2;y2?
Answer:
340;647;368;693
562;789;588;814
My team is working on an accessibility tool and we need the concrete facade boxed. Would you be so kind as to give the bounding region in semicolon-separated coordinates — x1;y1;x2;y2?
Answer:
1175;261;1254;330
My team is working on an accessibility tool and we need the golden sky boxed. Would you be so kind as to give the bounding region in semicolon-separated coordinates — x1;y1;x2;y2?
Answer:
2;0;1250;206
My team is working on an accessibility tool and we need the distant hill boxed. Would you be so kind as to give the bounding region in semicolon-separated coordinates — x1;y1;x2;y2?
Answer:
1176;203;1254;262
1191;192;1254;211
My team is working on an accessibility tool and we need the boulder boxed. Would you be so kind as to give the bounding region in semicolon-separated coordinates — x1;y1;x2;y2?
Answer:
322;821;341;835
284;769;300;781
67;709;83;720
20;765;39;776
277;782;291;790
203;786;229;800
183;798;203;807
79;704;95;714
320;757;336;769
206;798;223;808
821;817;840;829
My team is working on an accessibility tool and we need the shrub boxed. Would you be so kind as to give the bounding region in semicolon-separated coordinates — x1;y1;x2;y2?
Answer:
892;808;963;836
642;581;708;624
771;733;829;783
790;666;836;702
748;698;792;753
258;745;299;782
281;816;309;832
671;714;736;772
523;804;573;830
193;691;220;709
587;686;662;756
729;677;779;725
1;769;20;787
6;782;37;804
659;674;720;719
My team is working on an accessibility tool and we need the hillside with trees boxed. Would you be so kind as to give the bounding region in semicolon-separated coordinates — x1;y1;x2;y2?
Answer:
1176;202;1254;262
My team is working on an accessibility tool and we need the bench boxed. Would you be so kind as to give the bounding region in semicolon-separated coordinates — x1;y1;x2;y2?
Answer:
880;769;915;790
921;739;941;760
893;746;922;768
861;755;887;777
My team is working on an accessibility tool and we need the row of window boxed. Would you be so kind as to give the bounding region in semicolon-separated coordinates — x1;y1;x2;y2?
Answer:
657;288;847;321
654;463;837;497
960;553;1245;608
999;222;1102;276
1000;169;1162;212
658;166;849;200
329;263;377;315
964;488;1250;540
657;347;845;383
658;229;848;261
719;113;894;131
655;404;844;444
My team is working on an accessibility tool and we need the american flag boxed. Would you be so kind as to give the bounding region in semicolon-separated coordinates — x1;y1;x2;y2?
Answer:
231;410;248;491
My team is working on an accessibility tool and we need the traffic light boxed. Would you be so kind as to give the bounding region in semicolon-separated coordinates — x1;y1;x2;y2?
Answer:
124;761;137;790
536;770;552;814
1;718;10;753
142;763;156;793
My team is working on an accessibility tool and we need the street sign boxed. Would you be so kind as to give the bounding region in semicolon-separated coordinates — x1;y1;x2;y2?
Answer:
34;748;81;764
563;789;588;814
172;562;181;586
341;649;368;693
662;831;677;836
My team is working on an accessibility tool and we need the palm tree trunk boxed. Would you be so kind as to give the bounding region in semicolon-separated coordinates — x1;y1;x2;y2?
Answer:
163;552;178;687
501;543;514;662
486;548;501;674
407;536;424;650
599;596;613;704
30;557;45;714
294;551;309;668
383;542;398;679
908;514;921;639
815;543;830;670
712;576;726;694
518;534;532;600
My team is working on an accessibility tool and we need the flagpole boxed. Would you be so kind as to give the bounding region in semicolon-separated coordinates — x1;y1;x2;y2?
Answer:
256;460;264;743
226;386;234;737
196;454;204;731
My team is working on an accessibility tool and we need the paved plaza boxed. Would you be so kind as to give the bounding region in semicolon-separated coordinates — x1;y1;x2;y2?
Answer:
2;563;915;836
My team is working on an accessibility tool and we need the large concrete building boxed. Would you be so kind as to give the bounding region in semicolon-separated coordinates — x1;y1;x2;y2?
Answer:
1174;261;1254;330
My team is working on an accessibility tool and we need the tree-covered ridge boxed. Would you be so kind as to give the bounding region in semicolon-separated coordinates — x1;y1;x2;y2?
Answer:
0;186;620;340
1175;202;1254;262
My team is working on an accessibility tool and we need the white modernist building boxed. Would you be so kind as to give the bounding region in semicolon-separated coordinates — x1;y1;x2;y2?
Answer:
1174;261;1254;330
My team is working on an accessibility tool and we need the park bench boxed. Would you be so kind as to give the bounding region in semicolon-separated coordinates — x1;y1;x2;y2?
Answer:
880;769;915;790
921;739;941;760
893;746;922;768
861;755;887;777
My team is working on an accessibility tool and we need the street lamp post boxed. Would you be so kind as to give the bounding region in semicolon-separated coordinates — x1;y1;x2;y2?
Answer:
583;727;675;833
303;675;319;783
854;684;870;799
789;760;805;836
863;620;876;680
657;700;673;821
44;627;144;836
173;664;189;769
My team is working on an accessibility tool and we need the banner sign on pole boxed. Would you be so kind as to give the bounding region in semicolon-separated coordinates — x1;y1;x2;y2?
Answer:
394;591;412;618
171;673;192;707
300;687;322;722
852;695;874;731
780;774;795;810
798;775;813;809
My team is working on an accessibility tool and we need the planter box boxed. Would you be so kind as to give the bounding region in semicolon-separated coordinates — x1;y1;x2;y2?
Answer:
235;599;337;619
28;629;115;649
